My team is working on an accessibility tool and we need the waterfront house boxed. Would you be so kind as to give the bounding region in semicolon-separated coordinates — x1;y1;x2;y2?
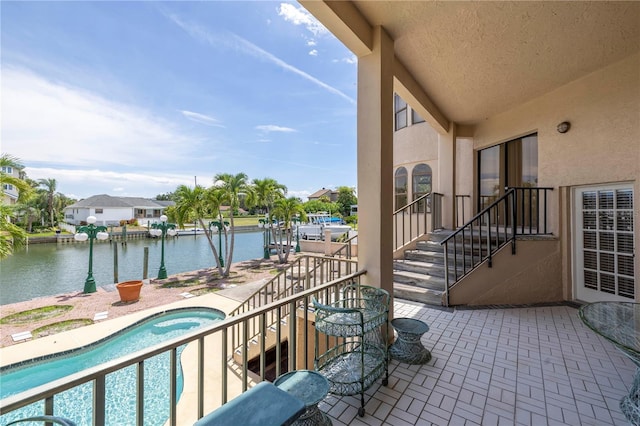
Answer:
63;194;174;226
1;164;23;205
308;188;339;202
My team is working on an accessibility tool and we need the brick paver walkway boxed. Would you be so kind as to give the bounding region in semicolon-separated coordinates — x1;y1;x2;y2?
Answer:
321;300;634;426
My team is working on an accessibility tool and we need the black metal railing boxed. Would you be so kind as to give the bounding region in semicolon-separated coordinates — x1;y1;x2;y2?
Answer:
441;187;553;305
393;192;444;251
455;194;471;228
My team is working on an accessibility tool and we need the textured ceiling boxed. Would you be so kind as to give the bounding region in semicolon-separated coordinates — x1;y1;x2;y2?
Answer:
350;1;640;125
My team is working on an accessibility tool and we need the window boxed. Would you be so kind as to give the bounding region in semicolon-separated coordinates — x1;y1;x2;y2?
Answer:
95;208;103;214
394;94;407;131
3;184;14;191
395;167;408;208
478;133;538;211
411;109;425;124
412;164;432;212
1;166;13;174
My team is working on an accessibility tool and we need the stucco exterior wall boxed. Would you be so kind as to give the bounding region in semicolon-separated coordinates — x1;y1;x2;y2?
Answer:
449;238;563;306
470;52;639;302
393;121;439;165
473;53;639;190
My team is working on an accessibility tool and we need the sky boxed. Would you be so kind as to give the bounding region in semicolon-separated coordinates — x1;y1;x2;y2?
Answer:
1;1;357;201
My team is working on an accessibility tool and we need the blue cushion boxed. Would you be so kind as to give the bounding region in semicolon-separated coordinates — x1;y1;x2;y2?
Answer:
194;381;305;426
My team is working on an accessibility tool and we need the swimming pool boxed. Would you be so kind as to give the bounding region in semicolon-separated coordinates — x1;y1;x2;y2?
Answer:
0;307;225;425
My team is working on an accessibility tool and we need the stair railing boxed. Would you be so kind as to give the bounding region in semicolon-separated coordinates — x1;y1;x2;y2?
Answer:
228;255;358;357
393;192;444;251
455;194;471;228
441;187;553;306
330;233;358;260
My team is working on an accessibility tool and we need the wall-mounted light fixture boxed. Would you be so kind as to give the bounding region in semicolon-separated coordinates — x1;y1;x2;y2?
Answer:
557;121;571;133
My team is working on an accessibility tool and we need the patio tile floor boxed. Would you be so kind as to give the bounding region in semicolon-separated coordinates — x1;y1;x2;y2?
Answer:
320;299;635;426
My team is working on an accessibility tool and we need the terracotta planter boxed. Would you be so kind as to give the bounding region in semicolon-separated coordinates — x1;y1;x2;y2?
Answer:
116;280;143;302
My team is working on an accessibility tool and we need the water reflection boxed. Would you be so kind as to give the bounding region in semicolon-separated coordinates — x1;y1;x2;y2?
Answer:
0;232;262;305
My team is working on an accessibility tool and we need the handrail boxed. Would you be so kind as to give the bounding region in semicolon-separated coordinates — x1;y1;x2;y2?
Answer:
441;187;553;306
455;195;471;228
330;233;358;259
1;270;367;425
393;192;444;251
228;255;358;356
228;255;356;317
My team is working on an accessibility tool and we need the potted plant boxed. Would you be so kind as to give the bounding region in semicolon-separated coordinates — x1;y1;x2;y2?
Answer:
115;280;143;302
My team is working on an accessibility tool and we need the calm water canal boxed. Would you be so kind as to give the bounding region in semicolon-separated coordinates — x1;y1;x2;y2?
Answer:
0;232;263;305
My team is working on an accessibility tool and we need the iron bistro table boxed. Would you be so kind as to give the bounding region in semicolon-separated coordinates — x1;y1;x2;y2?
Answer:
274;370;332;426
579;302;640;426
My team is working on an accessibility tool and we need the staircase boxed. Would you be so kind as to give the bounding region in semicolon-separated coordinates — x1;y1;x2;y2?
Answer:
393;230;453;306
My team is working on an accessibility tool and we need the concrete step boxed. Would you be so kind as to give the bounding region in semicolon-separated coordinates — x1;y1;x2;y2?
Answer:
394;259;447;277
393;282;444;306
393;270;446;291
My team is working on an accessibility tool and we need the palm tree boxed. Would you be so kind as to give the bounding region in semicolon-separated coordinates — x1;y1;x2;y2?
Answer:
251;177;287;217
214;173;253;276
0;154;31;259
38;178;58;227
173;184;225;275
271;197;306;263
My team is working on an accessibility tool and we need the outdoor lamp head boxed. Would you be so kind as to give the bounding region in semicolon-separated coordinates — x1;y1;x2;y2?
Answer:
160;215;168;223
97;232;109;241
167;229;177;237
74;232;89;242
87;216;97;224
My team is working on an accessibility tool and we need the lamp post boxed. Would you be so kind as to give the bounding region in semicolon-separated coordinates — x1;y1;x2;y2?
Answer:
291;216;301;253
258;218;271;259
150;215;176;279
74;215;109;293
209;220;229;267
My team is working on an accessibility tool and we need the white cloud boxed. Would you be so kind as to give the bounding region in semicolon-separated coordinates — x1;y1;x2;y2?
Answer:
287;189;311;200
309;49;318;56
333;55;357;65
1;67;201;168
229;34;355;104
277;3;328;37
181;110;224;127
256;125;297;133
24;166;199;199
307;40;317;47
165;12;355;105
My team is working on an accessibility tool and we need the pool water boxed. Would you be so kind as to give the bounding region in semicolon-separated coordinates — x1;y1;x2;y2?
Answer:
0;308;224;425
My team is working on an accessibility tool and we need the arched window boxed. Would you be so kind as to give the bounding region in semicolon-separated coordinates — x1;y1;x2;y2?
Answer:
412;164;432;212
395;167;408;209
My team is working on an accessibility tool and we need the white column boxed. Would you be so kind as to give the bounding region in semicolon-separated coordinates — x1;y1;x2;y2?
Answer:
357;26;394;304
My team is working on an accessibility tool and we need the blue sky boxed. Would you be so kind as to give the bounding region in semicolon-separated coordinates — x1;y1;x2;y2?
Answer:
1;1;357;200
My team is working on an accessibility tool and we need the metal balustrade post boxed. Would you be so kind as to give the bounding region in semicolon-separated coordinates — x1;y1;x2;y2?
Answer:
443;245;450;307
512;192;517;254
197;338;204;419
137;360;145;426
94;376;106;426
487;212;493;267
222;329;228;404
170;348;177;426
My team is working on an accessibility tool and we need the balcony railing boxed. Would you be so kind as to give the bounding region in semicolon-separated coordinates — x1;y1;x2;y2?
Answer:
441;187;553;305
0;270;366;425
393;192;444;251
228;255;358;357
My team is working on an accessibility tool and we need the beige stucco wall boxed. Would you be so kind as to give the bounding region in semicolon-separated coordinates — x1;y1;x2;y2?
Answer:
470;52;640;302
449;238;563;306
394;120;439;165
